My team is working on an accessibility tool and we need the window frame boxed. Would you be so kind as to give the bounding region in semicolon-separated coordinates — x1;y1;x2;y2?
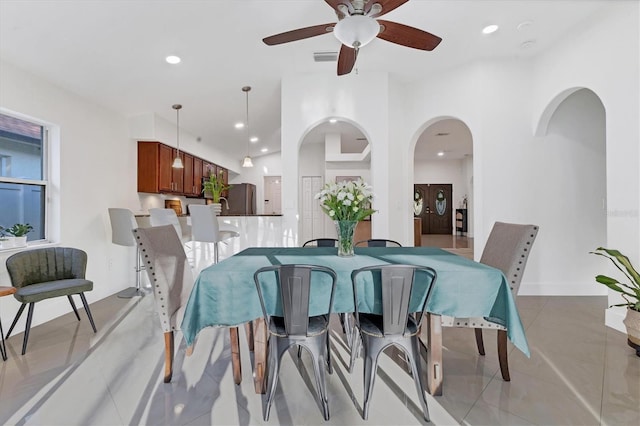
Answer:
0;112;50;245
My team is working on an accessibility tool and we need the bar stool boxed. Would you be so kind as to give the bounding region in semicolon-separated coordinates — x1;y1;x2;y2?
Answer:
1;286;17;361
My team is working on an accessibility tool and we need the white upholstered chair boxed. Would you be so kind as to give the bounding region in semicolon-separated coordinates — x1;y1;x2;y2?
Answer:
441;221;539;381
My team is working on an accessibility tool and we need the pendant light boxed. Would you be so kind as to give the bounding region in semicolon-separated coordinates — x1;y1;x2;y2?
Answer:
172;104;184;168
241;86;254;168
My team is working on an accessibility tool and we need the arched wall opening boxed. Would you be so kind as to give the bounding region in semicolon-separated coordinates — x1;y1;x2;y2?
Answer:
524;87;607;295
409;116;474;247
297;117;372;244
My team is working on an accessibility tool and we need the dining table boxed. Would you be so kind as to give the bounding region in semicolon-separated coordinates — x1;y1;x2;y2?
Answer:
180;246;530;396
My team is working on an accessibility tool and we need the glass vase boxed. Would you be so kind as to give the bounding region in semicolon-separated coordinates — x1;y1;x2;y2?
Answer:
335;220;358;257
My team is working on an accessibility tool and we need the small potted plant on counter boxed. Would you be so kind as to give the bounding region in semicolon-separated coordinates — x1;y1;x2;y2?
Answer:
592;247;640;356
4;223;33;247
203;168;231;215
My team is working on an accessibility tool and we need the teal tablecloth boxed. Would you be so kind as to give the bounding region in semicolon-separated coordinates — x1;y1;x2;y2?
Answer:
181;247;530;357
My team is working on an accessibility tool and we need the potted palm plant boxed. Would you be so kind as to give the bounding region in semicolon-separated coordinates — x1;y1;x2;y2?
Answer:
202;169;231;215
592;247;640;356
4;223;33;247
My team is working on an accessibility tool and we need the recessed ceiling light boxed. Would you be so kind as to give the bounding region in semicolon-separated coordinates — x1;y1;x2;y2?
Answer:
250;136;259;143
437;151;445;156
261;148;268;153
482;25;499;35
520;40;536;49
329;118;337;124
234;122;245;129
517;21;533;31
165;55;181;64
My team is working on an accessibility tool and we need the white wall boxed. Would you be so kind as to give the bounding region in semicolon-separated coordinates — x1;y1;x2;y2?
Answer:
0;60;136;334
530;4;639;330
281;72;390;246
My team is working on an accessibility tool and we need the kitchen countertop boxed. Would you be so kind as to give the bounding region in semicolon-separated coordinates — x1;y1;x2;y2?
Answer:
134;213;282;217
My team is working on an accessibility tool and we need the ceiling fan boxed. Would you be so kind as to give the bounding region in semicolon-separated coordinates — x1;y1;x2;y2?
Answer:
262;0;442;76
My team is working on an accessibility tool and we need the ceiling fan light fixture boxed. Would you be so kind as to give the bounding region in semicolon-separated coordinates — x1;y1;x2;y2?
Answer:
333;15;379;48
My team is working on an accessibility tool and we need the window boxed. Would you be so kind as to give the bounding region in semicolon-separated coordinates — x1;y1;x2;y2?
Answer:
0;113;47;242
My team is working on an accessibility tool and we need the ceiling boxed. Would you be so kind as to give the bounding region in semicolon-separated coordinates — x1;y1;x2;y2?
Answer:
0;1;609;164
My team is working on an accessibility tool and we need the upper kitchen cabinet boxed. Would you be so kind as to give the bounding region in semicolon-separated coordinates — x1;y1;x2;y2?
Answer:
138;141;225;198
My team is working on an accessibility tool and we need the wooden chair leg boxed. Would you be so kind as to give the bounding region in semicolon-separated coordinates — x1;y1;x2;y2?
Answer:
497;330;510;381
229;327;242;385
244;322;254;351
164;331;174;383
474;328;485;355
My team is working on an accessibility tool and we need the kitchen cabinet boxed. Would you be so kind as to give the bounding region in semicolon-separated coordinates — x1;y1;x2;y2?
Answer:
193;157;203;197
183;153;194;196
138;141;227;198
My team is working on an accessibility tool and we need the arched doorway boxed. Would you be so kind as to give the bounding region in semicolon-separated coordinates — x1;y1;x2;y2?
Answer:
531;88;606;292
413;118;473;250
298;119;371;244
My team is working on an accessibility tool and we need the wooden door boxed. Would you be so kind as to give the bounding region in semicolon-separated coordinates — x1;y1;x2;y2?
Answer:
414;184;452;234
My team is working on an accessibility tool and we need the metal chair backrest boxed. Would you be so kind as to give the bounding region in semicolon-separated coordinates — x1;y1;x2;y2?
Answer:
480;222;539;293
189;204;222;243
355;239;402;248
108;208;138;247
133;225;194;332
254;264;337;337
149;208;183;239
302;238;338;247
351;264;437;336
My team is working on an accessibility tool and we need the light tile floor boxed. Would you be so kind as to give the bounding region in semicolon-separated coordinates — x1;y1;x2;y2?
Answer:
1;241;639;425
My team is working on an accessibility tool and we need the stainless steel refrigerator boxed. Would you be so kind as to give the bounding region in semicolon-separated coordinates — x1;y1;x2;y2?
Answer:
223;183;256;215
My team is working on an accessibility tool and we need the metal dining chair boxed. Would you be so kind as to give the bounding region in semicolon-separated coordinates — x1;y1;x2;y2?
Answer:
440;221;539;381
349;264;437;421
355;239;402;247
302;238;338;247
253;264;338;421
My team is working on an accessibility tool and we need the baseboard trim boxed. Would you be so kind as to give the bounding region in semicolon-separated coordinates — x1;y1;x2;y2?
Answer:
518;281;607;296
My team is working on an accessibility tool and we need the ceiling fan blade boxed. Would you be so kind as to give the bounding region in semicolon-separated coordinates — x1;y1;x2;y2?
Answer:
377;19;442;51
325;0;351;18
263;23;334;46
337;45;357;76
366;0;408;18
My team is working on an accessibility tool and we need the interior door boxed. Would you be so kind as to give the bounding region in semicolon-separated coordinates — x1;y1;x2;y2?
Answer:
263;176;282;214
414;184;453;234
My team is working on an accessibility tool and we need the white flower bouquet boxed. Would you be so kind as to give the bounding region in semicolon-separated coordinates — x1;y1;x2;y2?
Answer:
314;178;376;222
